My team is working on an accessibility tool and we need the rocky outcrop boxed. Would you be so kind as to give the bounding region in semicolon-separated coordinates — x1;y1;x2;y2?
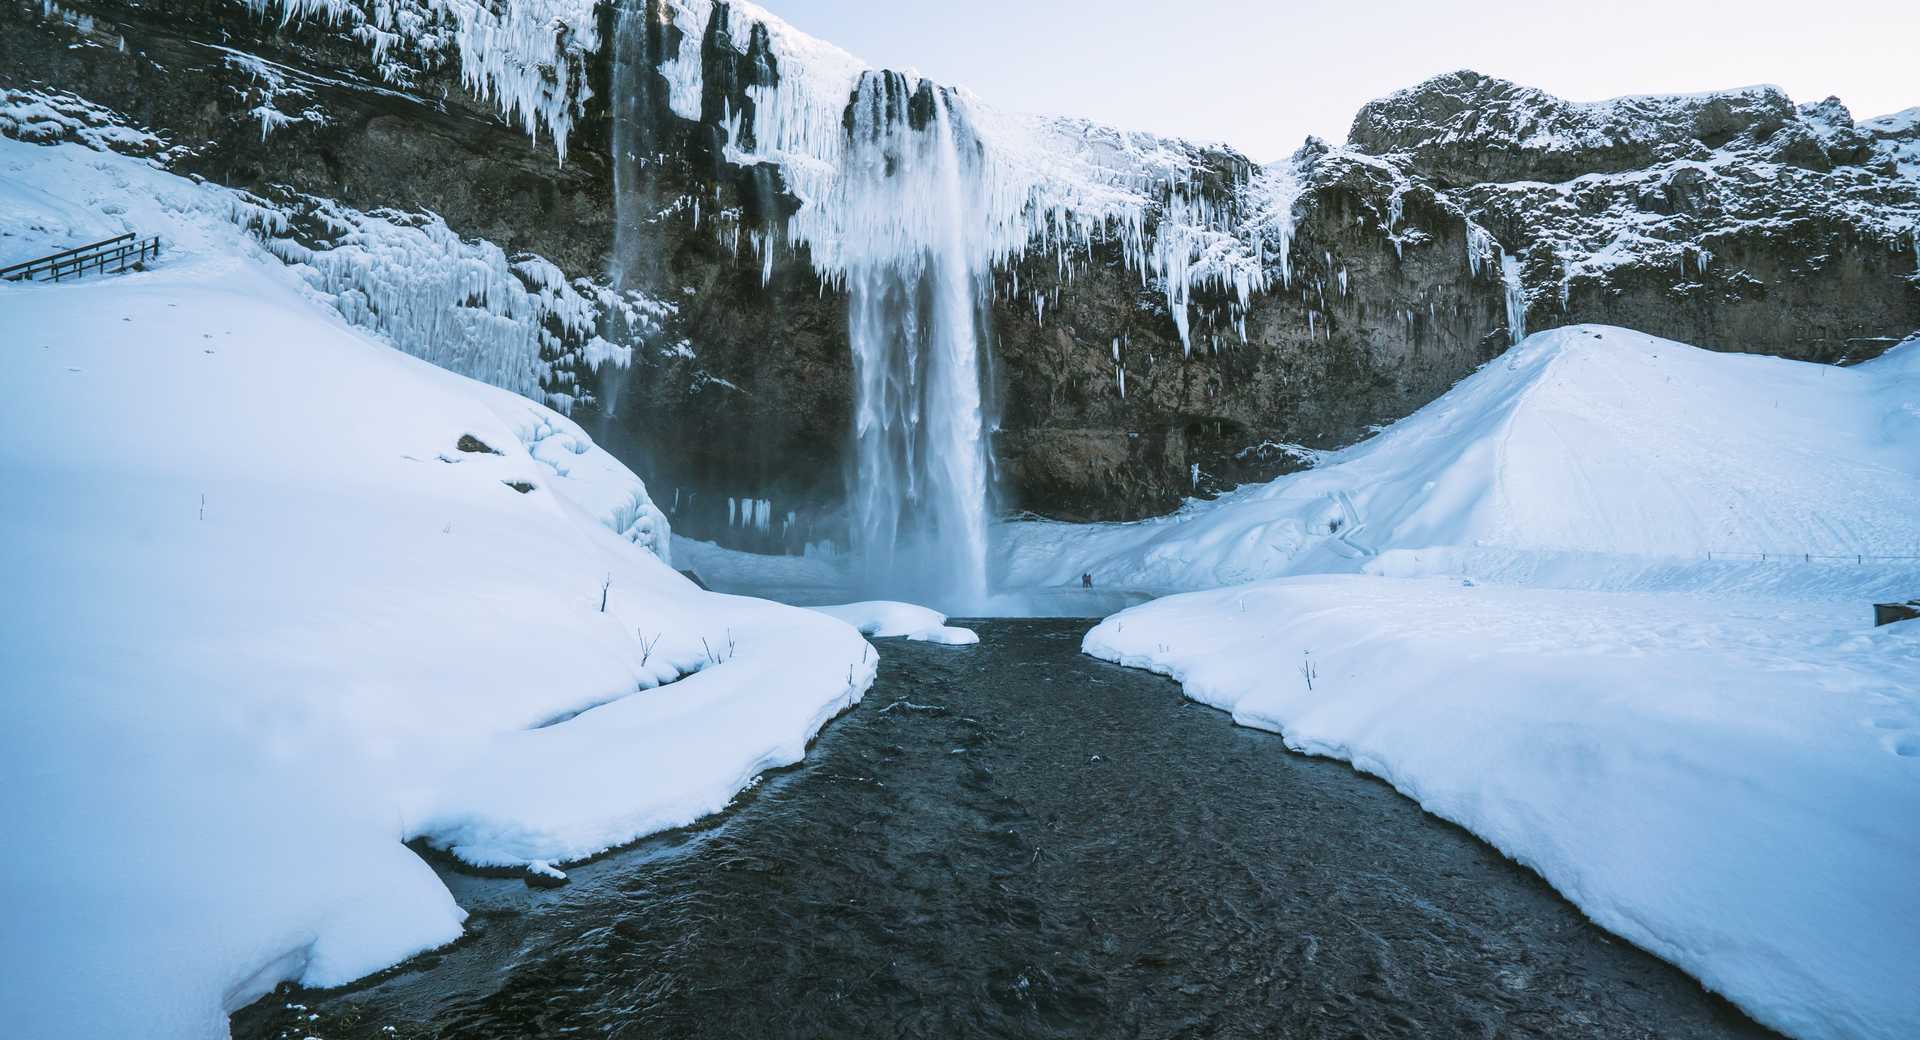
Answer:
1355;71;1919;364
4;3;1915;545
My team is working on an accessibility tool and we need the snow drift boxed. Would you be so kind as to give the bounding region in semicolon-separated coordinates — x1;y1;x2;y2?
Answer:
1005;325;1920;592
0;136;877;1040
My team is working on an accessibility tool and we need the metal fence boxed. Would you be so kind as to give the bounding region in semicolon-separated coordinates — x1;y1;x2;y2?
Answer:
1;233;161;283
1705;551;1920;564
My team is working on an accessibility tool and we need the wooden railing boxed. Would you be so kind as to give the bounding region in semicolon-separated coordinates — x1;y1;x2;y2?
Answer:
0;233;161;283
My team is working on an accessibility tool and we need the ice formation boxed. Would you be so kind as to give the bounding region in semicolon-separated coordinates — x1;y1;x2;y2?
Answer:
243;0;600;161
262;199;623;406
1501;252;1528;345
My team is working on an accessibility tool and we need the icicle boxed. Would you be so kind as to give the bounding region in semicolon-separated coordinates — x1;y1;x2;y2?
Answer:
1501;252;1528;346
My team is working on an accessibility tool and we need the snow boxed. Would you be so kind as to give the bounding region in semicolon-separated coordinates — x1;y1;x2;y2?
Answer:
0;87;640;416
1041;322;1920;1040
1001;325;1920;592
810;602;980;646
1086;577;1920;1040
1860;106;1920;181
0;136;876;1039
0;86;169;162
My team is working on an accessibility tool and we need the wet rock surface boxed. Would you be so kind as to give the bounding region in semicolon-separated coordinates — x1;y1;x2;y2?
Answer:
232;620;1779;1040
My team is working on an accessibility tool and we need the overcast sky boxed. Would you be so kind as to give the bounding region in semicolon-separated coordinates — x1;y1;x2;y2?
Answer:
766;0;1920;161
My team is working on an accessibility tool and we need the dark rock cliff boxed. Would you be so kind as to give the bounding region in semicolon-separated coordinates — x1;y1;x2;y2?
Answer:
5;5;1915;547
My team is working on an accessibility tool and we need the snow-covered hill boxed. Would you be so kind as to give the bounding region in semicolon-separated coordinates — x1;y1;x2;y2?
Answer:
0;135;879;1039
1003;325;1920;593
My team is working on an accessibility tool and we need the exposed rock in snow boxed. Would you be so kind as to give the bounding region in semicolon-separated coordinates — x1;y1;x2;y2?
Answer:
1860;106;1920;181
1351;71;1814;183
1348;72;1920;366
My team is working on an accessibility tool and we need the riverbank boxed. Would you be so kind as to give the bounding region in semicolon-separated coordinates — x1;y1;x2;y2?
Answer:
233;620;1778;1040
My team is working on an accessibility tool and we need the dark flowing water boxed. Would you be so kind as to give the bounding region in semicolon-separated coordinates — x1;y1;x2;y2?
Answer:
235;620;1776;1040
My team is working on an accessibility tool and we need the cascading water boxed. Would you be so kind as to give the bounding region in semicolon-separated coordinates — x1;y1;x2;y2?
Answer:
836;72;996;608
599;0;656;436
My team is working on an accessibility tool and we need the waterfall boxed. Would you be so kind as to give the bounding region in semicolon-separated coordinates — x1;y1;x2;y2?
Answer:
1501;252;1529;346
600;0;656;432
604;12;998;606
838;71;995;608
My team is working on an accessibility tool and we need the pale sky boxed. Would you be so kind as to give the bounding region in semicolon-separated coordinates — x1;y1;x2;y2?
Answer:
765;0;1920;162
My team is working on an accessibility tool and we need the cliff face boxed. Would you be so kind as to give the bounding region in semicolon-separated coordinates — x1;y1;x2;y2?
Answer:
1352;70;1920;364
5;3;1916;545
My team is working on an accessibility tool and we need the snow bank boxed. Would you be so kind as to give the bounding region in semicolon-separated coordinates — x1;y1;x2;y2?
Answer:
1085;578;1920;1040
809;602;980;646
1003;325;1920;593
0;137;874;1039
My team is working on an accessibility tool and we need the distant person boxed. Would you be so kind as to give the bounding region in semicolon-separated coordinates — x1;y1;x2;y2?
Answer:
1081;572;1093;589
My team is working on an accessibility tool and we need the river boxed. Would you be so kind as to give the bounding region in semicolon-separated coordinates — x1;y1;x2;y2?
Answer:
233;619;1776;1040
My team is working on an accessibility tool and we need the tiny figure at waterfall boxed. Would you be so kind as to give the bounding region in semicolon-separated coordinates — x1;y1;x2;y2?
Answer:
1082;572;1094;589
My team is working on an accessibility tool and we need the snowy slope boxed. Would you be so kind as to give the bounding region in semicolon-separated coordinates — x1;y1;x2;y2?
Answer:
1003;325;1920;592
1086;578;1920;1040
0;136;877;1039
